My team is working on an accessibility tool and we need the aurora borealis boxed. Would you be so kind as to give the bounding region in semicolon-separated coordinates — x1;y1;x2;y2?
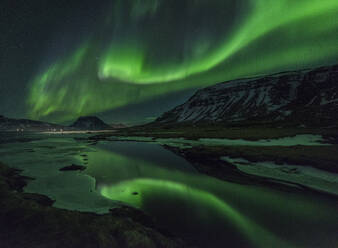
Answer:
2;0;338;123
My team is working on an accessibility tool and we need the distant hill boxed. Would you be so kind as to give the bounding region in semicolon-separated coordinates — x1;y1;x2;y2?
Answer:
156;64;338;128
0;115;64;131
0;115;123;132
110;123;127;129
70;116;112;130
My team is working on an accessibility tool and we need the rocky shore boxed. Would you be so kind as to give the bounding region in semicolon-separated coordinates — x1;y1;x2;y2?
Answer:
0;162;188;248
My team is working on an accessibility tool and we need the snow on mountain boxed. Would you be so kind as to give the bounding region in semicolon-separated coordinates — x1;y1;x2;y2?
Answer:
156;64;338;127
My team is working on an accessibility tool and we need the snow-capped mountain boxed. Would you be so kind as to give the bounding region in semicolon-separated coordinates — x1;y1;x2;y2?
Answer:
156;64;338;127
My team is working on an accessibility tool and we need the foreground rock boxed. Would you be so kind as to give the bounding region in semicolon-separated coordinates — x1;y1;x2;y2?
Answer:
0;162;188;248
156;64;338;128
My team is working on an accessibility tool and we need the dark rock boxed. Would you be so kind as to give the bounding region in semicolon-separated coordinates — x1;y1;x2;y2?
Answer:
59;164;86;171
0;162;189;248
24;148;35;153
110;206;155;228
22;193;55;206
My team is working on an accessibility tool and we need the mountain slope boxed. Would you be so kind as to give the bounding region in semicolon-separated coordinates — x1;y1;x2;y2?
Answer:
0;115;64;131
156;64;338;127
70;116;112;130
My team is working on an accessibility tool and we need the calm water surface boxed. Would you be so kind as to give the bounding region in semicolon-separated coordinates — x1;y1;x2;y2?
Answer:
0;132;337;248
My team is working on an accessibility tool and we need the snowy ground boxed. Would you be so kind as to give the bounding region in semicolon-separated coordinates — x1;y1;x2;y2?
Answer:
221;157;338;195
112;134;331;149
0;136;119;213
111;135;338;195
1;133;337;215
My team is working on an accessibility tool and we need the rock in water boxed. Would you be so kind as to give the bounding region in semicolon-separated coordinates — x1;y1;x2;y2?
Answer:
59;164;86;171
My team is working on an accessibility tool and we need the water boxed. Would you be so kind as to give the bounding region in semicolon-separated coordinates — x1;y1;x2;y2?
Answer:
0;132;337;248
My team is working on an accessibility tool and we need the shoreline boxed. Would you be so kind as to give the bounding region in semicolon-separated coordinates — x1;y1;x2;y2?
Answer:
84;127;338;196
40;130;118;134
1;130;338;247
111;125;338;141
0;162;188;248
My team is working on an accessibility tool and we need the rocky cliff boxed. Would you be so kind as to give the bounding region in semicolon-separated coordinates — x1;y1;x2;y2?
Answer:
156;64;338;127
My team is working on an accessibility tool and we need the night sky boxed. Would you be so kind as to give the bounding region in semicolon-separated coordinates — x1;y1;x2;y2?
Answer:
1;0;338;124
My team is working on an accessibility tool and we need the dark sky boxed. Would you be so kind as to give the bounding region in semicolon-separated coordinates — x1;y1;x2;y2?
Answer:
1;0;197;124
1;0;337;124
1;0;107;119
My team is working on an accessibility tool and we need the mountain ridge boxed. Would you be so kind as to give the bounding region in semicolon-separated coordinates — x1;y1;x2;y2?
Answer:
156;64;338;127
0;115;116;131
0;115;65;131
70;116;112;130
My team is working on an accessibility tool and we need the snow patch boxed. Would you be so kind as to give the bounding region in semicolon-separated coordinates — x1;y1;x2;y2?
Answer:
221;157;338;195
114;135;330;147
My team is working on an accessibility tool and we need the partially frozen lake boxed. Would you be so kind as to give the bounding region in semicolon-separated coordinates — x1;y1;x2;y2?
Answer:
0;132;337;248
112;134;331;149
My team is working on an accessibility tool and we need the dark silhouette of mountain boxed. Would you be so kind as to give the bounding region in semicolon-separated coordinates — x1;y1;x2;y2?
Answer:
0;115;120;131
0;115;64;131
70;116;112;130
156;64;338;127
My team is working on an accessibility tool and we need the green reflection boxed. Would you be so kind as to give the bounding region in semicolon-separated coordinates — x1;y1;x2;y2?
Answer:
77;142;338;248
100;178;288;248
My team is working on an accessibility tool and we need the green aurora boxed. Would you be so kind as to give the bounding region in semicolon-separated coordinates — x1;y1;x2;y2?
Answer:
27;0;338;122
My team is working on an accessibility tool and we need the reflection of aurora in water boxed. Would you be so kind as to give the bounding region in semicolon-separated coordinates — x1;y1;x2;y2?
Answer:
27;0;338;122
82;141;338;248
100;178;288;248
0;134;337;247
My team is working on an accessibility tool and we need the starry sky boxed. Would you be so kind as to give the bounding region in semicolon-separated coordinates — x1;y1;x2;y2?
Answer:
1;0;338;124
